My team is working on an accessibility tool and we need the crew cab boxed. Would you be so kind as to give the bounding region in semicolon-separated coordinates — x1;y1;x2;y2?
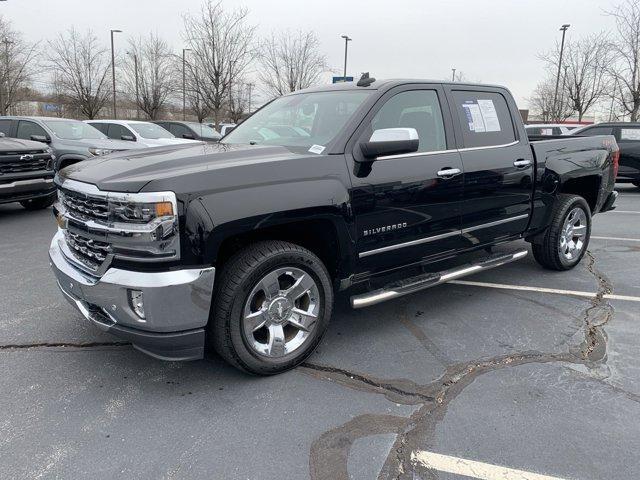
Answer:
0;137;57;209
49;78;618;375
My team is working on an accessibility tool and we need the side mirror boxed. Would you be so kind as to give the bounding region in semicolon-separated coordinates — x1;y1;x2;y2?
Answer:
31;134;51;144
359;128;419;160
121;135;135;141
182;133;196;140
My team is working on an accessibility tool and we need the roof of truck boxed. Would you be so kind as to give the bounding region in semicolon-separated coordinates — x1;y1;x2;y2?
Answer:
299;78;507;94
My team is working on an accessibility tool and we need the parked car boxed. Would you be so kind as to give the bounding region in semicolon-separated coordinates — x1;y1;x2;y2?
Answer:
0;136;57;209
86;120;200;148
153;121;221;143
218;123;236;136
569;122;640;187
0;116;143;171
525;123;578;136
50;78;618;375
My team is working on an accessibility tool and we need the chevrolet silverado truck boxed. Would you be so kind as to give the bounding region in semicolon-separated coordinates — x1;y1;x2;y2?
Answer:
49;78;618;375
0;137;57;209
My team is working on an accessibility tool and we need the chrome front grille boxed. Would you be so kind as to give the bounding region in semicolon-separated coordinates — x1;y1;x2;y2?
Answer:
60;188;109;221
0;151;52;174
64;230;111;271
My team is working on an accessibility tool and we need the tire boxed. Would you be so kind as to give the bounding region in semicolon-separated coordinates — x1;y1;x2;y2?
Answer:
531;194;591;271
20;194;56;210
632;180;640;188
209;240;333;375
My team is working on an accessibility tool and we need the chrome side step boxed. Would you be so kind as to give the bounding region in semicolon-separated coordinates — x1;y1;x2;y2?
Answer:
350;249;528;308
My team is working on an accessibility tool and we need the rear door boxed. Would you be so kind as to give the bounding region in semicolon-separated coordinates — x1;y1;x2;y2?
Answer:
446;87;534;246
349;85;465;273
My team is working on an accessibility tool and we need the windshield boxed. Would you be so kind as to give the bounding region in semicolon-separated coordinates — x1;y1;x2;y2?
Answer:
222;90;372;151
130;122;174;139
42;119;106;140
187;123;220;140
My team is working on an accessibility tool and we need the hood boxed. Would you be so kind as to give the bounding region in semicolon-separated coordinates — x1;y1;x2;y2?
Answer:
139;138;201;147
57;137;145;151
0;137;49;152
58;142;300;192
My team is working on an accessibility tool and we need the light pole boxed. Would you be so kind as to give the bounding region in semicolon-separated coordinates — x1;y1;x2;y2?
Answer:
553;24;570;119
182;48;191;121
127;52;139;120
247;82;254;114
2;38;13;115
110;29;122;119
341;35;351;81
451;68;456;82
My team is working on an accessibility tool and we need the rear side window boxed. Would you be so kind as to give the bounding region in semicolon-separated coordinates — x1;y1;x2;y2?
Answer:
370;90;447;153
0;119;12;137
451;91;516;148
618;127;640;141
16;120;47;140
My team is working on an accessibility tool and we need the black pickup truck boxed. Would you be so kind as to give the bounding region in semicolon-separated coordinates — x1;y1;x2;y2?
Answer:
0;137;57;209
49;78;618;374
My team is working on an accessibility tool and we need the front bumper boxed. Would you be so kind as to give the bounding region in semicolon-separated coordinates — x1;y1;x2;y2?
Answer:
49;230;215;361
0;177;55;203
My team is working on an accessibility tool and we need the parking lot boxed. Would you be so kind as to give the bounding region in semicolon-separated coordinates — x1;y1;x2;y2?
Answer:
0;185;638;480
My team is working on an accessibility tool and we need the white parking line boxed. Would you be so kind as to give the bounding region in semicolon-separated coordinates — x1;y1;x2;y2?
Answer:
448;280;640;302
592;236;640;242
608;210;640;214
411;451;569;480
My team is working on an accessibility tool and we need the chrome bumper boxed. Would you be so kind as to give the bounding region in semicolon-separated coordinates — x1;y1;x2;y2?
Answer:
49;230;215;360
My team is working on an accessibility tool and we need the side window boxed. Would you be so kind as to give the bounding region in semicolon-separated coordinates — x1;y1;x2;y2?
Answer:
370;90;447;153
451;90;516;148
16;120;47;140
579;126;612;137
90;123;109;135
171;123;194;139
107;124;134;140
0;119;12;137
618;127;640;142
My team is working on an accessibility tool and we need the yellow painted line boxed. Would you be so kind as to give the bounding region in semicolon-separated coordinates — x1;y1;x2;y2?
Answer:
411;450;570;480
448;279;640;303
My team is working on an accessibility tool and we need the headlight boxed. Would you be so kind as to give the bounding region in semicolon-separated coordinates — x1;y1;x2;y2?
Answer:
88;147;114;156
109;199;174;223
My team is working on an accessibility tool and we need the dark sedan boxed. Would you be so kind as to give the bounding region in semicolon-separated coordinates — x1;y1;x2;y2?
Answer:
153;121;221;143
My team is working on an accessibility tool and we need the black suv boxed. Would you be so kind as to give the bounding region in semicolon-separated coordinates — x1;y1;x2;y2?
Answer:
0;137;56;209
571;122;640;187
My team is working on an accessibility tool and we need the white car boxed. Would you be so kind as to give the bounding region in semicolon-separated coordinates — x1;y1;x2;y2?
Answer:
219;123;237;136
525;123;579;136
86;120;200;147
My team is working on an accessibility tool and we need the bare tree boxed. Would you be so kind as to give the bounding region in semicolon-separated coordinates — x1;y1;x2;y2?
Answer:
46;28;111;119
259;30;328;98
227;81;250;123
607;0;640;121
0;16;39;115
528;76;574;122
182;0;256;127
122;34;177;120
181;59;211;122
540;33;612;121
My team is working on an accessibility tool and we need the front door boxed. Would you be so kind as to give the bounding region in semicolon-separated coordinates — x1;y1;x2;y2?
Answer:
447;88;534;246
348;86;465;274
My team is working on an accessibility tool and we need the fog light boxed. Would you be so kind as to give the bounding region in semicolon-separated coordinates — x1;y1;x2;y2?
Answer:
128;290;145;320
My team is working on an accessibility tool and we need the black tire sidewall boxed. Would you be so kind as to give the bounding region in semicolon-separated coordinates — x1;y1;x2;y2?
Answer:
555;197;591;269
224;248;332;374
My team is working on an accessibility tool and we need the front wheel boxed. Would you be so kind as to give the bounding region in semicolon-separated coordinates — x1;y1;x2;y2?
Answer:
20;194;56;210
209;240;333;375
531;194;591;271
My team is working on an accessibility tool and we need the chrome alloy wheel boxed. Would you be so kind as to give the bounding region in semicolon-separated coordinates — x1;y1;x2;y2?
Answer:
242;267;320;358
559;207;588;261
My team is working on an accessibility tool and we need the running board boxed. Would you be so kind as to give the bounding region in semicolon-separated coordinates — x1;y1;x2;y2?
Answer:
350;249;528;308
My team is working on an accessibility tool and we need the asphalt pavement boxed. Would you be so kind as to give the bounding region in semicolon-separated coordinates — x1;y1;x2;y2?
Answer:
1;185;639;480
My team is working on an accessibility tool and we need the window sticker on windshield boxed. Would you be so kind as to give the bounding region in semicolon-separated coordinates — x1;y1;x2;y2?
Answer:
477;99;501;132
308;144;326;154
462;102;486;132
621;128;640;140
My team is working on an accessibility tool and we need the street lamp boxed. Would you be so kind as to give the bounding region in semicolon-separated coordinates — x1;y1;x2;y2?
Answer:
247;82;254;114
341;35;351;81
2;38;13;115
553;24;570;118
126;51;139;120
110;29;122;119
451;68;456;82
182;48;191;121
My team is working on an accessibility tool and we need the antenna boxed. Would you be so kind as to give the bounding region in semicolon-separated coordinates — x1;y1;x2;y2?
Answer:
357;72;376;87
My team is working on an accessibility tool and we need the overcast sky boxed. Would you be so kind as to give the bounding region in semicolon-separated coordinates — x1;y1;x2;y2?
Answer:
1;0;621;109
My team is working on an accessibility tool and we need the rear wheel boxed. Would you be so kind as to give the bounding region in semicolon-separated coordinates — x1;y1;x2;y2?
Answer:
20;194;56;210
209;240;333;375
531;194;591;271
632;180;640;188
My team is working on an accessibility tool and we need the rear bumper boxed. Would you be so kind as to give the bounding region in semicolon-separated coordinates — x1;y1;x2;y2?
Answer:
49;230;215;361
0;177;55;203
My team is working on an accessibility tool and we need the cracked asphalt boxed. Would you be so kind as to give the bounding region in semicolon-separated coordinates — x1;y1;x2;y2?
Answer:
1;185;639;480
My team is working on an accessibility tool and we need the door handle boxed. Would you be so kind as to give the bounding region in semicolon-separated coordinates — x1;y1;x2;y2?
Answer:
437;167;462;178
513;159;531;168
